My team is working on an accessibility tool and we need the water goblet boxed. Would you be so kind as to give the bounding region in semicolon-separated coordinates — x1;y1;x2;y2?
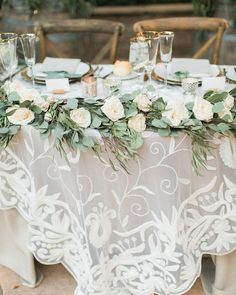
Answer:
0;33;18;83
136;31;159;86
129;37;149;86
20;33;36;88
159;31;175;89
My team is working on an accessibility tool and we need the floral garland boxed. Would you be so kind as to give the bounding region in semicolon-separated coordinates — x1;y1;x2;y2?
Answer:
0;80;236;173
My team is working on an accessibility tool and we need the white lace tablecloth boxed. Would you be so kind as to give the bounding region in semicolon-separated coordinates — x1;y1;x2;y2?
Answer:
1;66;236;295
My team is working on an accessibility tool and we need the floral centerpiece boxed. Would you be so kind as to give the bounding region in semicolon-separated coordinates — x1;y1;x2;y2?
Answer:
0;80;236;173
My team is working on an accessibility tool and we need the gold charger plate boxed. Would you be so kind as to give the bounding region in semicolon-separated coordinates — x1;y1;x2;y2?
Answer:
152;70;182;86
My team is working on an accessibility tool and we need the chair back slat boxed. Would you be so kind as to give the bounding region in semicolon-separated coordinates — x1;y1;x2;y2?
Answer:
133;17;228;64
35;19;125;63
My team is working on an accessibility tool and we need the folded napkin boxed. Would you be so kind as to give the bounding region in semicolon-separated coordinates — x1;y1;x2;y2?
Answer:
41;57;81;74
171;58;211;77
43;71;81;79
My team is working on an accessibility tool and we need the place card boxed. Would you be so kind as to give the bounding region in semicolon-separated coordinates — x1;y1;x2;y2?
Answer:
46;78;70;94
202;76;226;91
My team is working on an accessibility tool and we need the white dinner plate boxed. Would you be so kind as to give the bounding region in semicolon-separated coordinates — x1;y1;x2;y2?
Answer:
28;62;90;81
153;63;219;85
226;67;236;82
111;71;138;81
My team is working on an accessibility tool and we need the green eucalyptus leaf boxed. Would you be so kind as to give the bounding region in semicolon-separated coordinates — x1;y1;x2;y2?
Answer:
92;115;102;128
131;135;143;149
38;121;49;130
185;102;194;110
8;91;21;102
158;128;170;137
146;85;155;92
82;136;94;147
218;122;230;132
54;123;65;139
152;119;167;128
31;105;42;114
208;124;219;132
0;127;9;134
66;98;78;109
9;125;20;135
20;100;32;108
212;102;224;113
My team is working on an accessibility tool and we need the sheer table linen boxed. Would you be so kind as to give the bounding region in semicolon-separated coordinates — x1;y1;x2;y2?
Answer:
0;65;236;295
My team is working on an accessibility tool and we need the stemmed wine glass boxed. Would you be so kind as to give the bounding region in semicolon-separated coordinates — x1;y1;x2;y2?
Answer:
129;36;149;87
136;31;159;86
159;31;175;89
0;33;18;83
20;33;36;88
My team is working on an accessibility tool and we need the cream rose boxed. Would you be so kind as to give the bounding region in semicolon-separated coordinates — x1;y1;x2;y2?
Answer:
34;97;50;112
20;88;41;103
134;93;152;112
70;107;91;128
7;107;34;125
101;96;124;122
128;113;146;133
44;112;53;122
193;98;213;122
162;101;189;127
224;94;234;110
4;80;25;96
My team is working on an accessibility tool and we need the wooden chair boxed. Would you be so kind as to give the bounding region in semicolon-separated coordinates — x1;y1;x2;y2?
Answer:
35;19;125;64
133;17;228;64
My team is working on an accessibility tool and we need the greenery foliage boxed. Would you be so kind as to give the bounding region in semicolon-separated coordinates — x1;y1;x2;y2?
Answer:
1;82;236;174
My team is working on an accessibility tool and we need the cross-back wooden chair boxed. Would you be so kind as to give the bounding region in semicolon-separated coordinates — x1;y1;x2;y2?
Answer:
35;19;125;64
133;17;228;64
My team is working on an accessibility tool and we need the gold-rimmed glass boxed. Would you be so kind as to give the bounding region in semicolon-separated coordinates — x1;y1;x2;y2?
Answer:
0;33;18;83
159;31;175;89
20;33;36;88
129;36;149;84
136;31;159;85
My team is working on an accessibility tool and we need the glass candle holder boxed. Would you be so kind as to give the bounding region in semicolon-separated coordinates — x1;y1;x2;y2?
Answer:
182;78;199;96
103;77;121;96
82;76;97;98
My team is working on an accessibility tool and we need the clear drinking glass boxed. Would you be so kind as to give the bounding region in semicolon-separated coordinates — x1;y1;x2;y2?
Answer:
159;31;175;89
20;33;36;88
136;31;159;85
0;33;18;83
129;37;149;84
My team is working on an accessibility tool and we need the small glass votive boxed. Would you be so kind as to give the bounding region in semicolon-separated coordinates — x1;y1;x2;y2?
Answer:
103;77;122;96
182;77;199;96
82;76;97;98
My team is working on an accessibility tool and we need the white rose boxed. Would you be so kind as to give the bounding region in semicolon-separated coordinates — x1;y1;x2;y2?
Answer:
193;98;213;122
70;107;91;128
34;97;50;112
7;107;34;125
224;94;234;110
219;108;233;122
134;93;152;112
47;95;57;104
19;88;41;102
128;113;146;133
44;112;52;122
162;101;189;127
101;96;124;122
4;80;25;96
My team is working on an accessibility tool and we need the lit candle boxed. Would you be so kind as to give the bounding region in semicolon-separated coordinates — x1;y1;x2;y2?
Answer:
82;76;97;98
182;77;199;96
